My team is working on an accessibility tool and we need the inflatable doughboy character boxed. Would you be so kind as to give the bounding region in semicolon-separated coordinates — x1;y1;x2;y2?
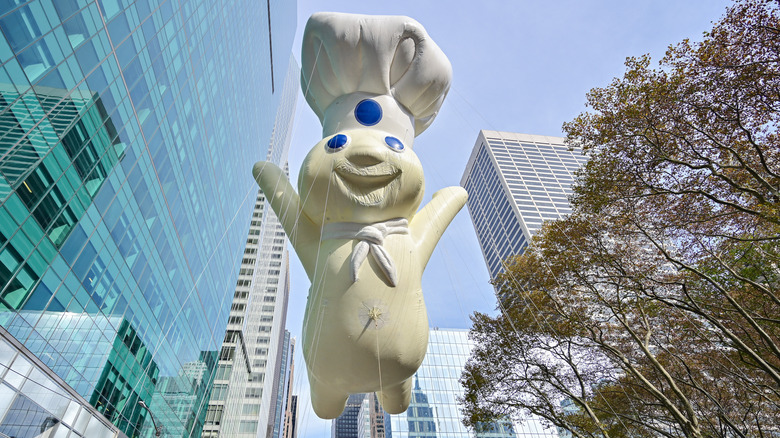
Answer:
252;12;466;418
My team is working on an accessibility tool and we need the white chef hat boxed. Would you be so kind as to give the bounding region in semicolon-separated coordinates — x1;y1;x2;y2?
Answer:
301;12;452;147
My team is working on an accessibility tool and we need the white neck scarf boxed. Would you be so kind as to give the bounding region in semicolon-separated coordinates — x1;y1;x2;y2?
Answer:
322;218;409;287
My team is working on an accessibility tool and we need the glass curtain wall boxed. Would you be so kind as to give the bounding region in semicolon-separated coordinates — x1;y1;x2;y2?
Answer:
0;0;296;436
385;329;552;438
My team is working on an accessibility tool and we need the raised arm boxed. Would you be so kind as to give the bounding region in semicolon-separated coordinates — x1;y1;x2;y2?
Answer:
252;161;321;253
410;186;468;266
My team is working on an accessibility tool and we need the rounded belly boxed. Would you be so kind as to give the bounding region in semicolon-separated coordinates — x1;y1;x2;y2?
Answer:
302;276;429;393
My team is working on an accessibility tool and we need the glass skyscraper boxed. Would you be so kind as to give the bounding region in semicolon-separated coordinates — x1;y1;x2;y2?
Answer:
357;393;385;438
2;317;126;437
333;393;367;438
341;329;548;438
0;0;297;436
381;329;548;438
271;330;294;438
202;54;298;438
284;394;298;438
460;130;587;280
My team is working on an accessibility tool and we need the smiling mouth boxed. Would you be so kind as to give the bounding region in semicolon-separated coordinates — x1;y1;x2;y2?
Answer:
334;162;401;206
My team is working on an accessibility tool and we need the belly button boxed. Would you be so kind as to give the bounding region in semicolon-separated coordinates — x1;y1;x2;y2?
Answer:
358;299;389;329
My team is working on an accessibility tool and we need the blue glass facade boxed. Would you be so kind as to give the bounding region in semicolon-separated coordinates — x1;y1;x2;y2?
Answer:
202;54;298;438
0;0;296;436
271;330;293;438
334;393;367;438
383;329;521;438
1;323;122;437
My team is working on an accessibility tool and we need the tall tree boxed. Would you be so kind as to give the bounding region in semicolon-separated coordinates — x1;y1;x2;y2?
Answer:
461;1;780;437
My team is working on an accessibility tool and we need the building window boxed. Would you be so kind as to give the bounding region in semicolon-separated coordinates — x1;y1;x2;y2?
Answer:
219;347;235;361
205;406;223;425
245;388;262;398
211;384;228;401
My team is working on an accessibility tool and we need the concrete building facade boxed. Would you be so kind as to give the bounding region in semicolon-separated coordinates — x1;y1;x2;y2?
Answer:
461;130;587;280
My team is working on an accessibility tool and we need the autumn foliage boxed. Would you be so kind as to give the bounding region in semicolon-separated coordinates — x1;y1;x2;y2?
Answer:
461;1;780;437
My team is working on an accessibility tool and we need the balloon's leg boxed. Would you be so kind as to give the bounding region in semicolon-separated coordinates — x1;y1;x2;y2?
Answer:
376;378;413;414
309;375;350;419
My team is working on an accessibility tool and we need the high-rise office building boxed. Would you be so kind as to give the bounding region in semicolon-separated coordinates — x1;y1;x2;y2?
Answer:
461;130;587;280
357;393;385;438
284;394;299;438
340;329;545;438
271;331;294;438
201;54;298;438
359;395;372;438
274;330;297;438
0;0;296;436
382;328;524;438
333;393;368;438
1;315;130;437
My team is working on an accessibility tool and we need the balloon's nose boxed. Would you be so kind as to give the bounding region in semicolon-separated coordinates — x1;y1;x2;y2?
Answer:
346;150;383;167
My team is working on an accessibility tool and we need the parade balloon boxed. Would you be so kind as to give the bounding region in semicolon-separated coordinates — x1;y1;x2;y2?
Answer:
252;12;465;418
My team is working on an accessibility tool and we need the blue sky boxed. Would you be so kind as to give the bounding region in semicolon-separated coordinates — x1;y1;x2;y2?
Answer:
281;1;731;435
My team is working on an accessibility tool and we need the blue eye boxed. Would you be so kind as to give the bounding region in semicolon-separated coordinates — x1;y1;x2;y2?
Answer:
354;99;382;126
384;136;404;152
326;134;349;151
